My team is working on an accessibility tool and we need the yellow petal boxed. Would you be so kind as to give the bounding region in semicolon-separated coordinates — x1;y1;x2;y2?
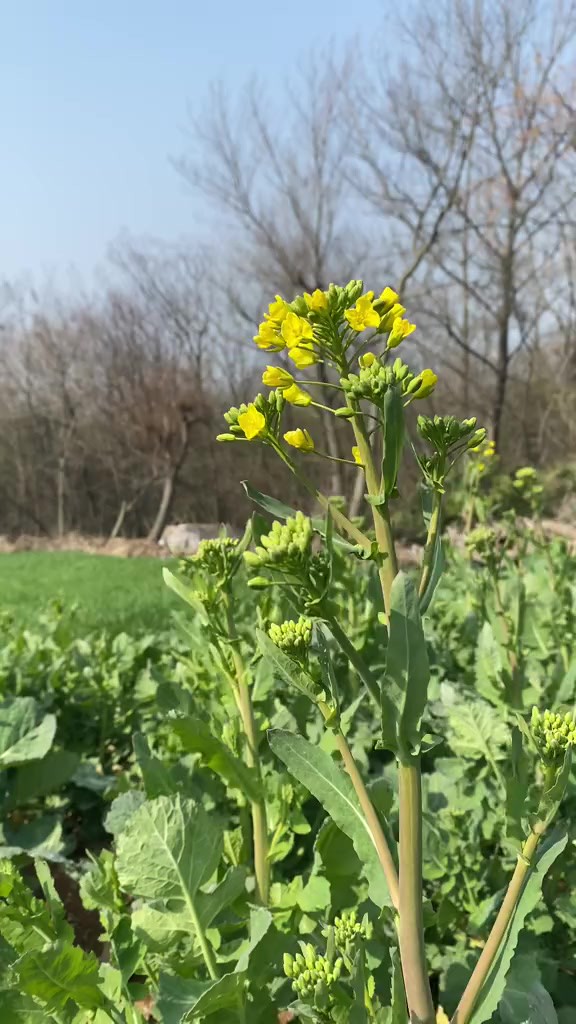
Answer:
262;366;294;388
283;428;315;452
238;404;266;441
283;383;312;406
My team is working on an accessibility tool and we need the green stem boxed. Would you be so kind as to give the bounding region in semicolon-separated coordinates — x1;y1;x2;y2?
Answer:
398;759;435;1024
451;823;545;1024
325;615;380;708
185;887;219;980
418;491;442;601
324;712;399;911
348;403;398;617
228;635;270;905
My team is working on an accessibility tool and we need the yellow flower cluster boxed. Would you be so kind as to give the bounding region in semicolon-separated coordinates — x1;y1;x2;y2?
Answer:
254;295;319;370
344;287;416;349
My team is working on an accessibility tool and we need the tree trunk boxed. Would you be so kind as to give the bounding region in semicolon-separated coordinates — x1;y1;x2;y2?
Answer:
109;500;128;541
147;473;175;543
57;456;66;537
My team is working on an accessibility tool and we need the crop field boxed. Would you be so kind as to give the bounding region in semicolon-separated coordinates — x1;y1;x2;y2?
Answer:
0;283;574;1024
0;551;178;633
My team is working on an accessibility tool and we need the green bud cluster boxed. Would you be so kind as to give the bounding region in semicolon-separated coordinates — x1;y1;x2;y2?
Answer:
465;526;498;559
244;512;313;572
418;415;484;454
531;707;576;766
513;466;543;499
218;391;285;443
340;356;413;404
268;616;313;659
283;944;343;1005
179;536;239;581
332;910;370;955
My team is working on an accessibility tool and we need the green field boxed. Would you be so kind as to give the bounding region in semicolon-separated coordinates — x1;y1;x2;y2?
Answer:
0;551;179;633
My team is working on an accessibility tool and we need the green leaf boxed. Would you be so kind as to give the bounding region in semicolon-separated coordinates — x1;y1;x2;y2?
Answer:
0;991;47;1021
0;815;65;860
196;866;248;929
235;906;273;974
162;568;209;622
241;482;298;521
350;947;368;1024
157;971;245;1023
15;941;106;1012
269;729;393;907
499;954;558;1024
446;700;509;762
469;829;568;1024
6;750;79;808
133;733;180;797
104;790;146;837
0;698;56;767
257;629;318;703
381;386;405;501
385;571;429;757
419;490;445;614
171;716;261;802
116;795;222;905
389;947;409;1023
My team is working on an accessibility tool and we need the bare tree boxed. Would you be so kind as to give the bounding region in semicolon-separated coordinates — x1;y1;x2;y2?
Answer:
353;0;576;447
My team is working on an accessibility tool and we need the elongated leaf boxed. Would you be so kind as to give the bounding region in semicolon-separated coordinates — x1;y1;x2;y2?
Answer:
171;716;261;802
381;385;405;501
385;571;429;757
133;734;180;798
0;698;56;767
350;947;368;1024
241;482;298;521
419;490;445;614
390;948;409;1023
269;730;394;907
469;830;568;1024
157;971;245;1023
162;568;209;622
116;795;222;905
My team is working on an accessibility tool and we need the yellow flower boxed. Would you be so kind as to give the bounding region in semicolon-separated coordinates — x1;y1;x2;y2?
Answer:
288;343;318;369
304;288;328;312
262;366;294;389
376;286;399;310
344;292;380;332
238;404;266;441
436;1008;449;1024
387;317;416;349
352;446;363;465
379;303;406;332
254;320;284;351
410;368;438;399
281;311;314;348
284;428;315;453
359;352;377;367
283;383;312;406
266;294;290;324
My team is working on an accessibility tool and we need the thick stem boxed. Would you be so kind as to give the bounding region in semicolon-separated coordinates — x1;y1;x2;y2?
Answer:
331;724;399;911
398;760;435;1024
230;642;270;905
451;825;544;1024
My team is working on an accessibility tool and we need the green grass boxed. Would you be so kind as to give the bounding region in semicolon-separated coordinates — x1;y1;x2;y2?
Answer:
0;551;179;634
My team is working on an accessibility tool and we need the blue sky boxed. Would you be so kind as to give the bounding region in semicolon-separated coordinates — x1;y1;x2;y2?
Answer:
0;0;385;284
